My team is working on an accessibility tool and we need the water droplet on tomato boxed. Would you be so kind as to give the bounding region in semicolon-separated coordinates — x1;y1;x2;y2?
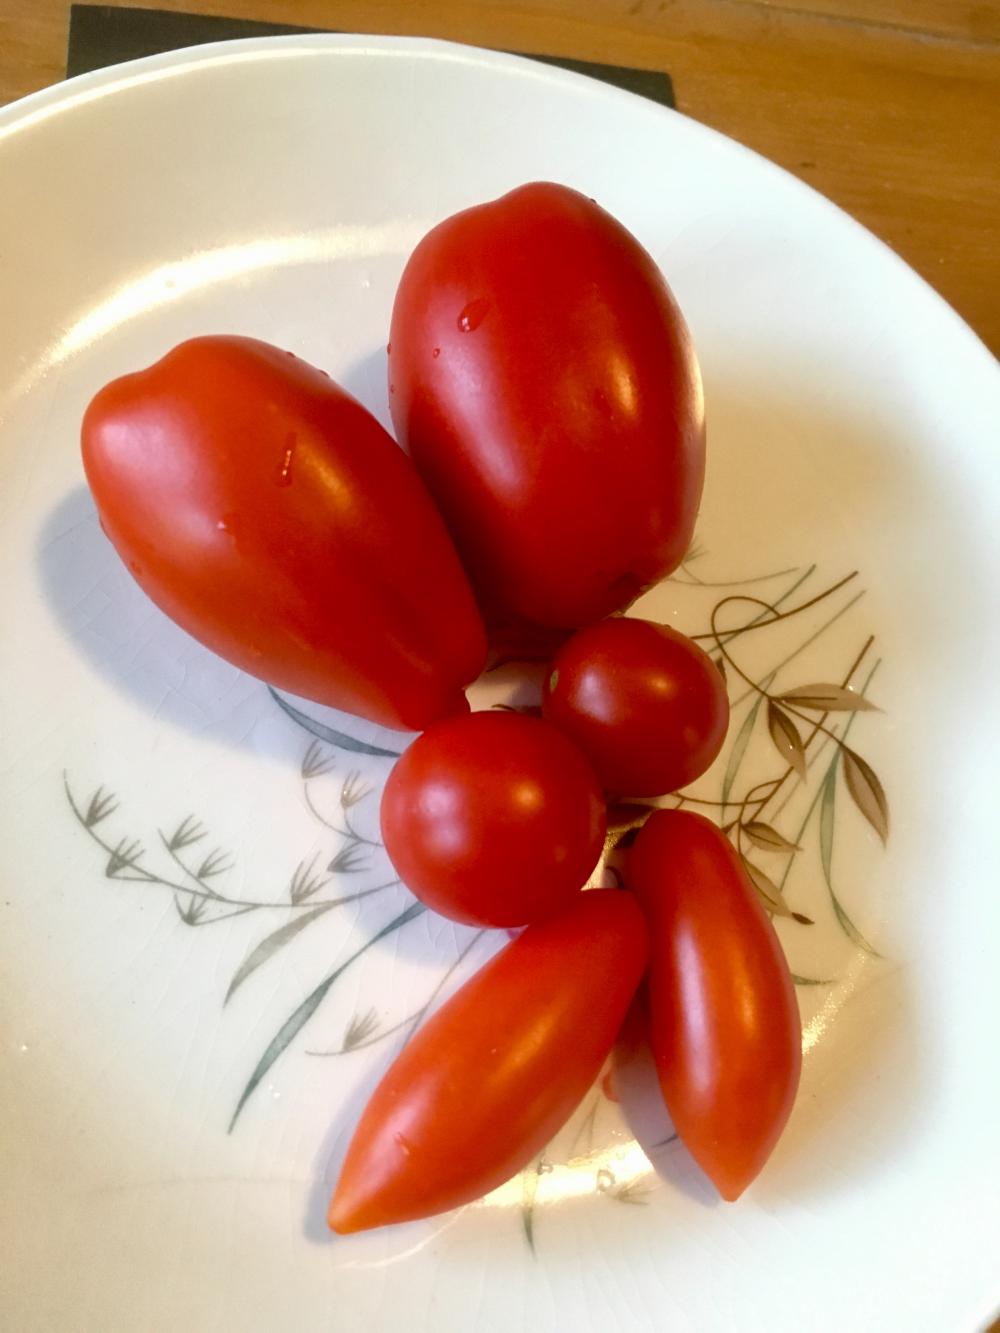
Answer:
389;383;396;395
432;347;441;358
393;1132;413;1157
276;435;296;487
128;559;142;577
457;297;490;333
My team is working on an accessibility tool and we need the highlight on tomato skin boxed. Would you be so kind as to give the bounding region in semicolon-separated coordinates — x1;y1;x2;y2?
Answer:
388;181;705;631
542;616;730;797
328;889;649;1235
626;809;802;1202
81;335;487;732
380;710;607;928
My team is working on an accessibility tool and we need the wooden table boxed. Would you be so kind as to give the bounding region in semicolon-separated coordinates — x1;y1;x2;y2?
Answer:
1;0;998;355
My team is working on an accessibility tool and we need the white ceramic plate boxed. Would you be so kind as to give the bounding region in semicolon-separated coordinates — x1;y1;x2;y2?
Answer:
1;35;998;1333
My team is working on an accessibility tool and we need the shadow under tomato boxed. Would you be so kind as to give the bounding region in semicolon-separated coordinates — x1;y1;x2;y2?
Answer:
612;962;925;1210
34;484;414;759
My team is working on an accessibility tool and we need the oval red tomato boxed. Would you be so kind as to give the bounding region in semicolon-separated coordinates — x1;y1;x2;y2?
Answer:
380;711;606;927
329;888;648;1233
627;809;802;1201
81;336;486;731
388;181;705;630
542;617;729;796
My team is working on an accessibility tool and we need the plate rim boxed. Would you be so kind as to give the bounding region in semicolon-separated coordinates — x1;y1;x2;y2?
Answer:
1;30;997;380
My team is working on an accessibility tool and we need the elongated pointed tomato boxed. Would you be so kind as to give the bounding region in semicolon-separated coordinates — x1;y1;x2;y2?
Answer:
329;889;648;1233
389;181;705;630
82;336;486;730
627;810;801;1200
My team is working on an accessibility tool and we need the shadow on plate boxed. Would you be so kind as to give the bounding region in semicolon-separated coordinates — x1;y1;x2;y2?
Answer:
34;483;413;761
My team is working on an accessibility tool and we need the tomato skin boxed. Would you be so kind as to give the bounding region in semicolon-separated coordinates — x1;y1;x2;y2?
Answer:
380;711;606;927
627;810;801;1200
329;889;648;1233
389;182;704;630
81;337;486;731
542;617;729;796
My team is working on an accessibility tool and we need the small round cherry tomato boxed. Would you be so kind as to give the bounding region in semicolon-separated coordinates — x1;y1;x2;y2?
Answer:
627;810;802;1201
380;711;606;927
542;617;729;796
329;888;649;1233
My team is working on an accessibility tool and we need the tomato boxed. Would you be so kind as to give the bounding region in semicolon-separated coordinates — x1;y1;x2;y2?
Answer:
542;617;729;796
81;336;486;731
380;711;606;927
627;810;801;1200
329;889;648;1233
388;181;704;630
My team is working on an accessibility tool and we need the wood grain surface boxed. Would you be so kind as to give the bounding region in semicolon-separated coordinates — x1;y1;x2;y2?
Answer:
1;0;998;353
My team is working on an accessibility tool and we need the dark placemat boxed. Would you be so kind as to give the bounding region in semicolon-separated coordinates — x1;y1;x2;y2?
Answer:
67;5;675;107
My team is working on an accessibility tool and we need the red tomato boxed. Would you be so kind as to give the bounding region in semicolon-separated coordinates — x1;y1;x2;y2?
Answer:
542;617;729;796
329;889;648;1233
380;711;606;927
389;181;704;630
627;810;801;1200
82;336;486;731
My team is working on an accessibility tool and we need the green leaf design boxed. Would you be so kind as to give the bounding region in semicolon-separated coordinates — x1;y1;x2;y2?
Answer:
228;900;425;1130
819;760;837;884
721;678;772;809
224;901;336;1005
819;759;880;956
521;1158;543;1256
268;687;403;758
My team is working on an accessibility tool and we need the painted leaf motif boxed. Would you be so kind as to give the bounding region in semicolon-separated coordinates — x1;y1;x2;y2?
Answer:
777;683;878;712
224;901;335;1005
229;900;425;1130
740;855;794;918
842;747;889;843
767;701;806;780
721;684;769;807
742;821;801;853
819;758;880;956
268;686;403;758
520;1159;543;1255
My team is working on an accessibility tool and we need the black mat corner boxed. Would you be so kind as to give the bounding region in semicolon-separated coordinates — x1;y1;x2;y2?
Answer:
67;5;674;108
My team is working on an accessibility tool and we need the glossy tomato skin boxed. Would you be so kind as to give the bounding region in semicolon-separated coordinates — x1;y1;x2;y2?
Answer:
627;810;801;1201
380;711;606;927
389;182;705;630
329;889;648;1233
542;617;729;796
82;337;486;731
